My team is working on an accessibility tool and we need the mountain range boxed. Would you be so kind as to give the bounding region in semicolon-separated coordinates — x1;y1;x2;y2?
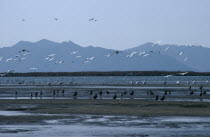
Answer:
0;39;209;72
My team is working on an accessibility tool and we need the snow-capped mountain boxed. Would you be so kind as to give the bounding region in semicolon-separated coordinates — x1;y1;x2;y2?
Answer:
0;39;208;72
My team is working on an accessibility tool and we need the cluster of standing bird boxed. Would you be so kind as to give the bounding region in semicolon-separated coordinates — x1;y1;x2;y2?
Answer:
13;85;208;101
189;85;207;97
14;89;137;100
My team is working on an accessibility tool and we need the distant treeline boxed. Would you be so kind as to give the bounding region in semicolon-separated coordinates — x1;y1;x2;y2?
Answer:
1;71;210;77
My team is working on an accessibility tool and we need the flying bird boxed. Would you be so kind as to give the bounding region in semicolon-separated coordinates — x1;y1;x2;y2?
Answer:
184;58;189;61
89;18;98;21
19;49;29;53
179;52;184;56
179;72;188;75
89;18;94;21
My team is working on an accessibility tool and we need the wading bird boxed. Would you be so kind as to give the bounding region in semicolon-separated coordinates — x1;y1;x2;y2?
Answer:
93;94;97;99
113;94;117;99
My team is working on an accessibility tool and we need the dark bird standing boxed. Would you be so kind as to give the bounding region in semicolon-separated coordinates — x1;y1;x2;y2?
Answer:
113;94;117;99
155;95;159;100
93;94;97;99
160;95;165;101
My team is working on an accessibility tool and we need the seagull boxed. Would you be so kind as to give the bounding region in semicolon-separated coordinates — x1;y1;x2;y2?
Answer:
6;58;13;63
164;75;173;77
22;19;25;21
54;18;58;21
184;58;189;61
151;41;161;46
48;57;54;62
29;68;38;70
179;72;188;75
179;52;184;56
139;52;146;56
58;61;64;64
83;61;90;64
48;54;56;57
71;51;78;54
127;52;138;57
144;54;149;57
164;47;170;51
142;81;146;84
105;54;111;57
23;53;29;56
75;56;82;58
86;57;95;61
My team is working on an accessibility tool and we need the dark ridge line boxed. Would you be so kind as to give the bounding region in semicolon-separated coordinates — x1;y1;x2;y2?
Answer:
1;71;210;77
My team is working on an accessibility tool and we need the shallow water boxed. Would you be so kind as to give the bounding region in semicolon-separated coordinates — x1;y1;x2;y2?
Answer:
0;76;210;102
0;110;32;116
0;76;210;85
1;114;210;137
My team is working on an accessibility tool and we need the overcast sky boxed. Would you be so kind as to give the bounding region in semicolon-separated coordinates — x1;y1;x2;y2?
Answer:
0;0;210;50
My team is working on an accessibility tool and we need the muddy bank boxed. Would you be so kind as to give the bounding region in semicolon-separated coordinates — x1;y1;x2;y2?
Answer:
0;99;210;117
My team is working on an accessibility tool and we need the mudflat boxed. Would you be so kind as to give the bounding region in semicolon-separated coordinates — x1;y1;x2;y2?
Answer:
0;99;210;122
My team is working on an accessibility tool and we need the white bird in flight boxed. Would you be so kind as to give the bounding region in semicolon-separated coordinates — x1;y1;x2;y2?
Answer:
184;58;189;61
179;52;184;56
71;51;78;54
179;72;188;75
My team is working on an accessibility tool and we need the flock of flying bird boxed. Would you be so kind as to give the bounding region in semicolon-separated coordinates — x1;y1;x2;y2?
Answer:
0;43;191;73
0;17;200;73
21;17;98;22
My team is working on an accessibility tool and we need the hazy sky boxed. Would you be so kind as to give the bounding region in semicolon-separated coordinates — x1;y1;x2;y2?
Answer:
0;0;210;49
